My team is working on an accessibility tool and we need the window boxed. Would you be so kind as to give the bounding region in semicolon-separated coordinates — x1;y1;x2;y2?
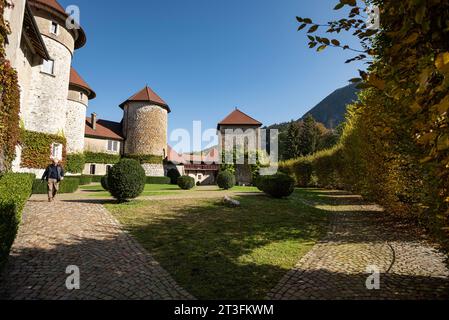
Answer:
50;21;59;35
106;165;112;174
90;164;96;175
80;92;84;100
51;143;63;160
107;140;119;152
41;59;54;75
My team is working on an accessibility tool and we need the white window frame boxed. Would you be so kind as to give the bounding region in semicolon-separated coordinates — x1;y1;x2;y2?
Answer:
51;143;63;161
107;140;119;152
41;59;55;75
50;21;59;35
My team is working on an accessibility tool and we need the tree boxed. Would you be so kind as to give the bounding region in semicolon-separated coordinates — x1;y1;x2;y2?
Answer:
283;121;302;160
299;115;319;156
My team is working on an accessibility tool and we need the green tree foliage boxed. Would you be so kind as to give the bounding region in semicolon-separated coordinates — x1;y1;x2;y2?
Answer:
283;121;302;160
217;171;236;190
294;0;449;243
298;115;319;156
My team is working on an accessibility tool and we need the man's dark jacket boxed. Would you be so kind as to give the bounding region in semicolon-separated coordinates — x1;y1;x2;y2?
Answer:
42;165;65;182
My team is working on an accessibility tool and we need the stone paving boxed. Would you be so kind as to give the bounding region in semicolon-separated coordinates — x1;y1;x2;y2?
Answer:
268;191;449;300
0;200;193;300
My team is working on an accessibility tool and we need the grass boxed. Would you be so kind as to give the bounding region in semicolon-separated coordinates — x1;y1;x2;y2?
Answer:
80;184;260;198
105;189;330;299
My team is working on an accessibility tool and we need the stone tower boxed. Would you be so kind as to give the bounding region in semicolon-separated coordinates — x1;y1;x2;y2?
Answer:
21;0;87;137
120;86;171;176
66;68;96;154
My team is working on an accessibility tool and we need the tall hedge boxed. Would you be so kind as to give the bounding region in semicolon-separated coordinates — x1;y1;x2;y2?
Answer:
0;0;21;173
0;173;34;269
84;152;120;164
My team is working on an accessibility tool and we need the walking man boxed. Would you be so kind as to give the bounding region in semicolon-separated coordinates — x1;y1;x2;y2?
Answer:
42;158;65;202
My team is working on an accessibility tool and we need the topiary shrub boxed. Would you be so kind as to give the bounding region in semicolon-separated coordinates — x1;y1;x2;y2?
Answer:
107;159;145;202
254;175;264;191
177;176;195;190
217;171;236;190
259;174;295;198
167;168;181;184
101;175;109;191
146;176;171;184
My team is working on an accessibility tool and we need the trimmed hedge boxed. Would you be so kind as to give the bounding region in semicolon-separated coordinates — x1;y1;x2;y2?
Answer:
32;177;80;194
167;168;181;184
177;176;195;190
108;159;146;202
146;176;171;185
259;174;295;198
0;173;35;269
217;171;236;190
91;176;104;183
79;175;93;186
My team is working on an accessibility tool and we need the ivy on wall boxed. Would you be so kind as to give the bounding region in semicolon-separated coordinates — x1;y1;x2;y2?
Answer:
123;154;163;164
0;0;21;173
66;153;85;174
84;152;120;164
20;130;67;169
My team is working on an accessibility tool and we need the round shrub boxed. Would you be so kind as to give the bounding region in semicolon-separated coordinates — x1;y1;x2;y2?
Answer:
167;168;181;184
217;171;236;190
101;175;109;191
177;176;195;190
254;175;264;191
107;159;146;202
260;174;295;198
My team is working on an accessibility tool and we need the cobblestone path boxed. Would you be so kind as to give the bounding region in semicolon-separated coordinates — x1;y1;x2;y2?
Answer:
268;191;449;300
0;200;193;300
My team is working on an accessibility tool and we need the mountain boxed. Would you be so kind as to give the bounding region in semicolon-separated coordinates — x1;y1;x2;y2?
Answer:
302;83;359;129
266;83;359;131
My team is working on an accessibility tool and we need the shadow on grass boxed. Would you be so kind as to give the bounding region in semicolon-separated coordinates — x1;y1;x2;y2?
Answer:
3;189;448;300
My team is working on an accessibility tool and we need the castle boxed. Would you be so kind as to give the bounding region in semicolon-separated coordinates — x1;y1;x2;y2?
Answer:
4;0;170;177
3;0;263;185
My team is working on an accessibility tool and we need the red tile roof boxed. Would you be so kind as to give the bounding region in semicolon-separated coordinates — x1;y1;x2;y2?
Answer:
119;86;171;112
85;117;124;141
218;108;262;128
70;68;96;99
29;0;87;49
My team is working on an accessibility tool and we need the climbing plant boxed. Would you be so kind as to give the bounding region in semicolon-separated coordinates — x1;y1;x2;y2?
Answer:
20;130;67;169
0;0;21;173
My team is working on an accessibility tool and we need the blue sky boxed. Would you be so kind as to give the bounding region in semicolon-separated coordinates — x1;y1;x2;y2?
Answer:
61;0;364;151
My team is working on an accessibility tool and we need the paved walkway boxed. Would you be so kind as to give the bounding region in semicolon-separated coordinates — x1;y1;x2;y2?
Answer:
0;200;193;300
268;191;449;300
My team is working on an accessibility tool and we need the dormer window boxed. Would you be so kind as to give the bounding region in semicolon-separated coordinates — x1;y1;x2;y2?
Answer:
41;59;55;75
50;21;59;35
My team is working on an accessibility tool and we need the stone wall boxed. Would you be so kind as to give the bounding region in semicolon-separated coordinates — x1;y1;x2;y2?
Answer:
4;0;26;68
142;163;165;177
65;99;87;154
21;16;73;135
124;103;167;157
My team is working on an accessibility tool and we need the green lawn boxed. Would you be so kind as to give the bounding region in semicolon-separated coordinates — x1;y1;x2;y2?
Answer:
105;189;330;299
80;183;260;198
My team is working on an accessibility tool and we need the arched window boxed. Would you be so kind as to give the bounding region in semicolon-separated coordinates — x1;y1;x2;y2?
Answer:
90;164;96;175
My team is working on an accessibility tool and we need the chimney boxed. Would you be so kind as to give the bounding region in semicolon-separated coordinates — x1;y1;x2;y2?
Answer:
91;113;97;130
